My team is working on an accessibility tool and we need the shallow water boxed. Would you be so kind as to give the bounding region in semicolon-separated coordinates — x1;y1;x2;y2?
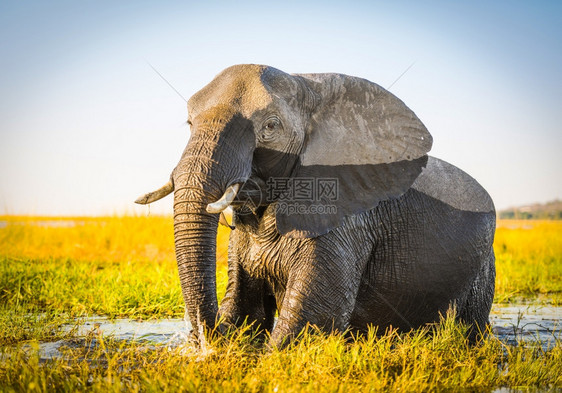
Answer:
33;304;561;360
65;317;190;343
490;304;560;348
25;318;191;360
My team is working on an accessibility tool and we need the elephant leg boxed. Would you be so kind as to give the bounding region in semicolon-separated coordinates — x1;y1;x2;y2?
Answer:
219;261;276;335
270;246;370;348
456;247;496;342
219;230;276;334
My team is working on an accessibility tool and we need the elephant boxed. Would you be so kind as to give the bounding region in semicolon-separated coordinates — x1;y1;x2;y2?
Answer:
136;64;496;348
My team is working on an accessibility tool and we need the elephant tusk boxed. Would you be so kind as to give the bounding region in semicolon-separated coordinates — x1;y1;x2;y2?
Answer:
206;184;240;213
219;207;235;230
135;180;174;204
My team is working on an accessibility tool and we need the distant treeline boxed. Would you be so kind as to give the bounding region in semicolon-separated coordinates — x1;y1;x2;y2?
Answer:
498;200;562;220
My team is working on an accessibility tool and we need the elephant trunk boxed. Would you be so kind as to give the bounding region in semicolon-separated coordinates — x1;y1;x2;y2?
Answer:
172;111;255;336
173;197;220;331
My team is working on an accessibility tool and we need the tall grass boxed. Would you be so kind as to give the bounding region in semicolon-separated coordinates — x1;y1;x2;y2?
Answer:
0;313;560;392
0;216;560;391
494;220;562;304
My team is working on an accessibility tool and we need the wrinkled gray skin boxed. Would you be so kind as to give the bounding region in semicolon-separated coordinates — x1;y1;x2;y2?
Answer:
137;64;496;348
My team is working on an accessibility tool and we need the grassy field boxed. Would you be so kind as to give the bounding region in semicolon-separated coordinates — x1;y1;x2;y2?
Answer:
494;220;562;304
0;216;560;391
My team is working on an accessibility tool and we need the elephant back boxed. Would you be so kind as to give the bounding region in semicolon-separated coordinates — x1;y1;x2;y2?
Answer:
411;156;495;214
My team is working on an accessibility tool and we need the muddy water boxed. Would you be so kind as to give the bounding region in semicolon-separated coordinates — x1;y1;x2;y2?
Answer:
34;304;560;360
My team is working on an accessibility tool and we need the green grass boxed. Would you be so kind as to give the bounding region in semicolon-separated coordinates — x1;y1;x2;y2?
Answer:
0;255;184;319
0;216;561;391
0;216;230;322
0;304;78;346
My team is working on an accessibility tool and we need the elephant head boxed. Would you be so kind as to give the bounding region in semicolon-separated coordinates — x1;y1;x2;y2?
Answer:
136;64;432;334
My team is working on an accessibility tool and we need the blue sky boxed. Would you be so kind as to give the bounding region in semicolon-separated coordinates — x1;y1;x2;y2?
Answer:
0;0;560;215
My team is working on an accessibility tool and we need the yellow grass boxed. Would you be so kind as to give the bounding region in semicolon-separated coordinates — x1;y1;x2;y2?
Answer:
1;216;560;317
0;215;231;320
494;220;562;304
0;215;230;265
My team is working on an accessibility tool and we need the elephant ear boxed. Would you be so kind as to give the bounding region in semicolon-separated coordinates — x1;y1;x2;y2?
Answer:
276;73;432;238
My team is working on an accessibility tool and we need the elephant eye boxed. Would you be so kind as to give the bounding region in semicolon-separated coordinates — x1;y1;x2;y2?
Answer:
265;119;279;130
259;117;281;142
